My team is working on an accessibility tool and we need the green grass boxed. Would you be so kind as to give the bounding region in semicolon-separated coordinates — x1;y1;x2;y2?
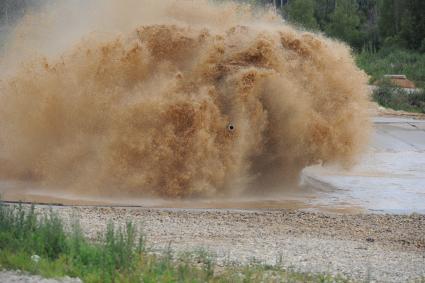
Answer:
0;203;349;282
356;48;425;88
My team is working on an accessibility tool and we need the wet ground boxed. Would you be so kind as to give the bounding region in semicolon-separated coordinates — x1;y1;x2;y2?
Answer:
302;116;425;214
1;116;424;214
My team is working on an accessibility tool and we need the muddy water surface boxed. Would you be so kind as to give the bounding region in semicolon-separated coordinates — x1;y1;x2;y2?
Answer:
2;116;424;214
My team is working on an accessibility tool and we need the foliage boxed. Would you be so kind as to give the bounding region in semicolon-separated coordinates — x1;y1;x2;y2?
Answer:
284;0;318;30
0;0;424;53
0;204;66;259
356;47;425;88
379;0;425;50
281;0;425;53
324;0;363;49
372;83;425;113
283;0;425;92
0;203;350;283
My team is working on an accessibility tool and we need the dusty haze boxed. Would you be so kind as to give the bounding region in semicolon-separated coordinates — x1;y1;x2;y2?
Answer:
0;0;370;198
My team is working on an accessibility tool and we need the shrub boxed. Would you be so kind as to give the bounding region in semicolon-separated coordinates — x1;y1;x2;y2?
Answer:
372;83;425;113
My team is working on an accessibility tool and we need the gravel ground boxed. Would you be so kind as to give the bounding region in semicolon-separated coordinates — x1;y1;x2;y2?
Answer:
0;270;81;283
19;205;422;283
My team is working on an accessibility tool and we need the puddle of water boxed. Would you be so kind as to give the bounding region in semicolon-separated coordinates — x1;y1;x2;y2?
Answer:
0;186;364;214
1;117;424;214
302;117;425;214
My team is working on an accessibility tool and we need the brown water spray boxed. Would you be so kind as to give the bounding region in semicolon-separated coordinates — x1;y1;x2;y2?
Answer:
0;0;370;198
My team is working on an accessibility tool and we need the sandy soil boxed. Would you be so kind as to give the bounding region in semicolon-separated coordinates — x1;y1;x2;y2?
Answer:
24;205;425;283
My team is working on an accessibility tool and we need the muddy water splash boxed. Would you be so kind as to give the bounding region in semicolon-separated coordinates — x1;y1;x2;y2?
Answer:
0;0;370;198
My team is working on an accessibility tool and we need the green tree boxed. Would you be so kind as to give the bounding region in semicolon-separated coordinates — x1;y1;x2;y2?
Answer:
284;0;319;30
378;0;407;48
325;0;364;49
314;0;335;29
400;0;425;50
356;0;380;50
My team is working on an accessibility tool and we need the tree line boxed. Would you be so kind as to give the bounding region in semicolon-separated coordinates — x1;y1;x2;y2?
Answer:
0;0;424;52
268;0;424;52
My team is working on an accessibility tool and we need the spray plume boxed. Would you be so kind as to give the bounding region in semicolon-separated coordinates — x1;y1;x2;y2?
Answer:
0;0;370;198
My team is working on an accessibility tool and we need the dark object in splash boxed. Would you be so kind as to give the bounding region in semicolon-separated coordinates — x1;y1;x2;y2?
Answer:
227;123;235;132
